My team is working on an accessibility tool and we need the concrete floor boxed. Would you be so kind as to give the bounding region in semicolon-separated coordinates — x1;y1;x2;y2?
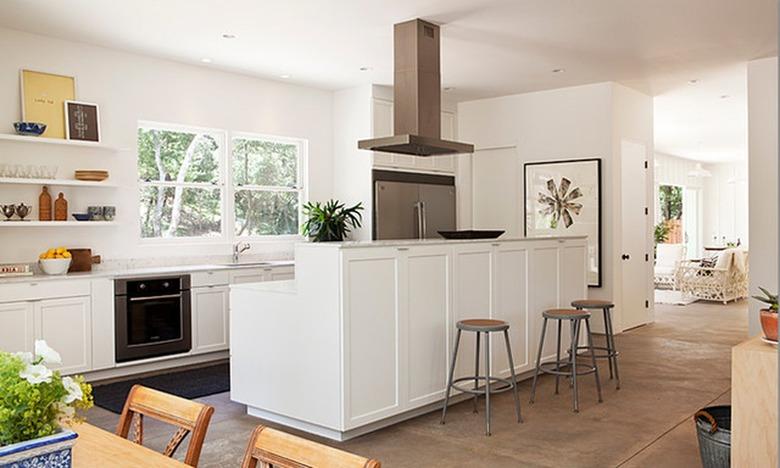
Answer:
87;300;748;467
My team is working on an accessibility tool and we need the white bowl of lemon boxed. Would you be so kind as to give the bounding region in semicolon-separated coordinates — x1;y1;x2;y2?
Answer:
39;247;72;275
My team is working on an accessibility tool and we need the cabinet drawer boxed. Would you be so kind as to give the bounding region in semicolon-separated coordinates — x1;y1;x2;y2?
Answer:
229;268;268;285
0;279;91;303
191;270;230;288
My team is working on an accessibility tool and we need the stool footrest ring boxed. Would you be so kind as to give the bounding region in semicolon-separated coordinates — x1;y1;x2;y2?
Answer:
451;376;515;396
538;361;598;377
568;346;619;360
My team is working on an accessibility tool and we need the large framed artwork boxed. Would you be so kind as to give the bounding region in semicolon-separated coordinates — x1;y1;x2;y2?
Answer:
20;70;76;139
524;158;602;287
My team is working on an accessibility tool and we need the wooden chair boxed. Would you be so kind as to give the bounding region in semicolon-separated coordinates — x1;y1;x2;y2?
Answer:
241;425;381;468
116;385;214;467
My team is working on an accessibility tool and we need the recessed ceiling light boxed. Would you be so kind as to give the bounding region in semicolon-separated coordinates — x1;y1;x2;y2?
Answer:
279;74;291;79
200;58;212;64
688;79;699;85
359;66;372;72
552;68;565;73
443;87;455;92
222;33;236;39
720;94;730;99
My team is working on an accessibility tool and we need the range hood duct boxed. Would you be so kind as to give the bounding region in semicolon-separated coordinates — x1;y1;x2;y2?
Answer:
358;19;474;156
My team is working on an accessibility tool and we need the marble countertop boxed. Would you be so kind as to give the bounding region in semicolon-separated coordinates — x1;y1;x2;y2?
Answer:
297;235;587;249
0;260;295;284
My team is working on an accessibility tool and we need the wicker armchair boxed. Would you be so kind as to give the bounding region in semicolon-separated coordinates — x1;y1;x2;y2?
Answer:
654;244;686;289
677;249;749;304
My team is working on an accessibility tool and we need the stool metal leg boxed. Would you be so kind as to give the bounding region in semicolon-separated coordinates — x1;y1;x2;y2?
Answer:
440;329;462;424
484;331;491;436
571;319;581;413
605;308;621;390
503;329;522;423
602;309;614;379
585;318;603;403
529;317;549;404
473;332;480;413
554;320;562;395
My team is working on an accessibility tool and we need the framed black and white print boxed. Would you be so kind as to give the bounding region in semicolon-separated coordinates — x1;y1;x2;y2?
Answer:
524;158;602;287
64;100;100;142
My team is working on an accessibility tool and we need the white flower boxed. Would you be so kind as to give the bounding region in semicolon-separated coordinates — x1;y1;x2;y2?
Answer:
19;363;53;384
13;352;33;364
34;340;61;365
61;376;83;404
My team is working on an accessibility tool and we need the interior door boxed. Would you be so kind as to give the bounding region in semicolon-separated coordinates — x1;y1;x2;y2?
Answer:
419;184;456;238
620;140;650;330
375;181;419;240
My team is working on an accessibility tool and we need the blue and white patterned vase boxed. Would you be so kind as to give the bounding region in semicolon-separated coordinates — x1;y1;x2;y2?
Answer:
0;430;77;468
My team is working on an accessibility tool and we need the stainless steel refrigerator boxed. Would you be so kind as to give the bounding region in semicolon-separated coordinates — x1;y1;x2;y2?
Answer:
373;171;456;240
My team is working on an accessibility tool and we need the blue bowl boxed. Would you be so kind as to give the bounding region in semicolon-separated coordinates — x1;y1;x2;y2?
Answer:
13;121;47;136
72;213;91;221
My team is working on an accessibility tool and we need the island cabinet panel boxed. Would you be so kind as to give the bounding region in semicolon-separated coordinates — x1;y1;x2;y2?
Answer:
405;247;451;407
0;301;34;354
451;244;494;379
529;246;564;362
493;244;529;374
342;249;401;427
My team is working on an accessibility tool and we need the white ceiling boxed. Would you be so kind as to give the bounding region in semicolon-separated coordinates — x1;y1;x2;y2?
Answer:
1;0;775;162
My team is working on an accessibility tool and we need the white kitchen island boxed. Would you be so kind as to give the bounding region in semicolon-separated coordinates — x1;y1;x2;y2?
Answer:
230;236;587;441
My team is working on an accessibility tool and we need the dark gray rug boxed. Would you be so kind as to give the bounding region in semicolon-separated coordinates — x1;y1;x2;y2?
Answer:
92;363;230;414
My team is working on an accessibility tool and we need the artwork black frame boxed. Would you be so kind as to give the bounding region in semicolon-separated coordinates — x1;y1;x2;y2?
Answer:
523;158;602;288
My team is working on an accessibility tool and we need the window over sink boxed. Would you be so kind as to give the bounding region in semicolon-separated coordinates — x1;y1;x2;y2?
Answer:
137;122;306;241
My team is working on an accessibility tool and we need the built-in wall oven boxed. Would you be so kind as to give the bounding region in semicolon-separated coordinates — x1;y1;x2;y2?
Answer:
114;275;191;363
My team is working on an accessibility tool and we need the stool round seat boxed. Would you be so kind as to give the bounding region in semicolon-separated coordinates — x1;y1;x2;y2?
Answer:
542;309;590;320
457;319;509;332
571;299;614;309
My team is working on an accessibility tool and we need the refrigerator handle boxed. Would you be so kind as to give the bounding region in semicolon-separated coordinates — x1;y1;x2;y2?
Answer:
415;201;424;239
420;201;427;239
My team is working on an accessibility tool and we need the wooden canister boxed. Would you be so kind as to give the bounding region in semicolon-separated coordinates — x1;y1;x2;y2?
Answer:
39;186;52;221
67;249;101;272
54;192;67;221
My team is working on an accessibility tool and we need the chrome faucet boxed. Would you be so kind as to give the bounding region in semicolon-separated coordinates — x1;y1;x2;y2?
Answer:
232;241;251;263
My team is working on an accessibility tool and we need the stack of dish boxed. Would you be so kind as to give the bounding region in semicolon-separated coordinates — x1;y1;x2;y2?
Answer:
74;170;109;182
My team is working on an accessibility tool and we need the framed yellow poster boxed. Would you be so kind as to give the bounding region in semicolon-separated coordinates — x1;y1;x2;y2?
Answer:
20;70;76;139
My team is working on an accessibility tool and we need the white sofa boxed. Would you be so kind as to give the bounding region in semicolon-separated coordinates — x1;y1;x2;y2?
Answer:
677;249;749;304
654;244;686;289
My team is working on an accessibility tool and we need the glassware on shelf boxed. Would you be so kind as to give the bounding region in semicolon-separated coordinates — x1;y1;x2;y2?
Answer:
41;165;58;179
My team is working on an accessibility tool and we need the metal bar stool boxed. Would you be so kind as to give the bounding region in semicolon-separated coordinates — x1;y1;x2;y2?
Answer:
529;309;603;413
571;299;620;389
440;319;522;436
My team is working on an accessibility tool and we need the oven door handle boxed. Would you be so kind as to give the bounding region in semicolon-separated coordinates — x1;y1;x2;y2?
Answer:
128;293;182;302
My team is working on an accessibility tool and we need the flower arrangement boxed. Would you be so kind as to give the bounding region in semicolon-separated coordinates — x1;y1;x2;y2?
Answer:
0;341;93;446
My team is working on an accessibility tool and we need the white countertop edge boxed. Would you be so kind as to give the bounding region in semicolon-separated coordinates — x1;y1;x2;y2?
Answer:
296;235;587;249
0;260;295;284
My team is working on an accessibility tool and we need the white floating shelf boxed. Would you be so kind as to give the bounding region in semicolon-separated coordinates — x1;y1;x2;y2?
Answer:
0;177;117;188
0;221;117;227
0;133;126;151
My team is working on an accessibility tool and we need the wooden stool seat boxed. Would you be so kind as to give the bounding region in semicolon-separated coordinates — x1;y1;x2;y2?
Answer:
571;299;614;309
457;319;509;332
543;309;590;320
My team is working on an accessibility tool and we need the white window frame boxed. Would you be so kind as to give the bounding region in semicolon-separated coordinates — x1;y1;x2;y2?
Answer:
137;120;228;245
136;122;308;245
228;131;308;241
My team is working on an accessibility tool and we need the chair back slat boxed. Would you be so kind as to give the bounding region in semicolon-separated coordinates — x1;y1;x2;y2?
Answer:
116;385;214;467
241;425;381;468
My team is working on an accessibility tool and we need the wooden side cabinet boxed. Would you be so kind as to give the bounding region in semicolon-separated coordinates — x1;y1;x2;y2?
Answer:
732;336;778;467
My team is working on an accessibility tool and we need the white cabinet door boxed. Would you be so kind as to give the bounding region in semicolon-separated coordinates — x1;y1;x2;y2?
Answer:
0;301;34;354
268;266;295;281
404;245;451;408
372;98;395;167
342;248;401;427
35;297;92;375
493;243;530;374
451;244;495;379
192;286;230;354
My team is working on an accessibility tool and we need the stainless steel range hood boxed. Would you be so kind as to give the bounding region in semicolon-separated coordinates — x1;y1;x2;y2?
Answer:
358;19;474;156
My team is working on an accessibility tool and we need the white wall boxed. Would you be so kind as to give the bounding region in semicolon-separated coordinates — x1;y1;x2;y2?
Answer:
0;27;334;263
748;56;778;336
458;82;654;331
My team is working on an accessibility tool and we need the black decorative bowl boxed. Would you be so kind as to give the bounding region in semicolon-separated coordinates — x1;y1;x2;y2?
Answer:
13;122;47;136
438;230;506;240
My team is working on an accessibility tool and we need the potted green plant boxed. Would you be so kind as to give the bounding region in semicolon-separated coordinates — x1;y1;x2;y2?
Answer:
752;287;778;342
0;341;93;467
301;200;363;242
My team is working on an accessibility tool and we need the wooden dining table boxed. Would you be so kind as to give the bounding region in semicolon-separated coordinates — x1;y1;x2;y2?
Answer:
70;422;188;467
